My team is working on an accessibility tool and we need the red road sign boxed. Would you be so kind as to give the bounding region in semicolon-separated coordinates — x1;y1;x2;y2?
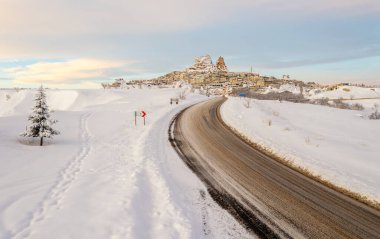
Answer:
141;111;146;117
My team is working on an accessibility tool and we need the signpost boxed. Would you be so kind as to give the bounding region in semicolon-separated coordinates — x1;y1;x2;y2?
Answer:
141;111;146;125
134;111;147;126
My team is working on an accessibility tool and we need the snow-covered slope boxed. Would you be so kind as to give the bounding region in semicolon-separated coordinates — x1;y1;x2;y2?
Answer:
308;86;380;99
0;88;252;239
221;97;380;201
0;89;129;116
263;84;301;94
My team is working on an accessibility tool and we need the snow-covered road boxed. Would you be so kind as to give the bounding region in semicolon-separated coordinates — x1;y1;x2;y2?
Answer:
0;88;252;239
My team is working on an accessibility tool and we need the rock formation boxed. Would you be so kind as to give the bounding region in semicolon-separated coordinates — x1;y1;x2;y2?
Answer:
216;56;228;72
186;54;215;72
146;54;279;87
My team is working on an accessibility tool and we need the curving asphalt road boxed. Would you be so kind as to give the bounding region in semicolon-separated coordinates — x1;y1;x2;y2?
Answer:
170;97;380;239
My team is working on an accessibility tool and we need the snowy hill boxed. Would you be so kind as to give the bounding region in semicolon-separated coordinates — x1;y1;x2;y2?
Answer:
307;85;380;99
0;89;130;116
307;85;380;109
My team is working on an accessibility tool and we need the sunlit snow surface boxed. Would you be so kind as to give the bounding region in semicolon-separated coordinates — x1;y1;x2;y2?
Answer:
0;88;253;239
221;90;380;201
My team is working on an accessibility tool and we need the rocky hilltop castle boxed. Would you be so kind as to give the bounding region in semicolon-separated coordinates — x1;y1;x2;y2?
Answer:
106;55;317;92
138;55;307;91
147;55;271;87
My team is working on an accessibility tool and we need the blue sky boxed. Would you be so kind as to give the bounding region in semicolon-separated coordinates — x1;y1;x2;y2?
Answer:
1;0;379;88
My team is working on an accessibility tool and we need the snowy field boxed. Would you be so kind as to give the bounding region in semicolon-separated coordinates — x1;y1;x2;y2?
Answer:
0;88;252;239
221;96;380;202
308;85;380;100
264;84;380;100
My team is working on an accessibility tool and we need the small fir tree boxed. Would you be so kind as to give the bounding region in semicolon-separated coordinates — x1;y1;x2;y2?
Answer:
21;86;60;146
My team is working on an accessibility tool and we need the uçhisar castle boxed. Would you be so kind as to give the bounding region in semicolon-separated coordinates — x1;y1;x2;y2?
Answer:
144;55;304;88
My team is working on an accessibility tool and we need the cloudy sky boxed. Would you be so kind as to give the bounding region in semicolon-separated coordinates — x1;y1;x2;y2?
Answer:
1;0;380;88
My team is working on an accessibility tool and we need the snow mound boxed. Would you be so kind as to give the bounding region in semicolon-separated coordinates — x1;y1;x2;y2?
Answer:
0;90;34;116
46;90;79;111
0;89;128;116
263;84;301;94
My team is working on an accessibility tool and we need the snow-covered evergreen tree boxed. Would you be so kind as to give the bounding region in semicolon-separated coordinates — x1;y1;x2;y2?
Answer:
20;86;60;146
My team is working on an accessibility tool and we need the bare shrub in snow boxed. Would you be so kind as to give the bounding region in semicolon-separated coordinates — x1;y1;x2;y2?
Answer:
369;110;380;120
314;97;330;106
333;98;351;109
178;90;187;100
368;102;380;120
267;119;272;126
243;98;252;108
305;137;311;145
101;83;109;89
351;103;364;111
312;97;364;111
232;89;307;103
5;94;11;101
268;92;306;103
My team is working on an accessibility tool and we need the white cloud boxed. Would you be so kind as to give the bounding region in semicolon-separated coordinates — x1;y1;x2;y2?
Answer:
2;58;139;87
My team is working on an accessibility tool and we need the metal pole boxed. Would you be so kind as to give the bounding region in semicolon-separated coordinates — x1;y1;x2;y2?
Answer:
134;111;136;126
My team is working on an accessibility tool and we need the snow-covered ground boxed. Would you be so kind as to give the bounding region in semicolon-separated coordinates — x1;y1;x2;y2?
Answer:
221;97;380;201
0;88;252;239
262;84;301;94
308;85;380;100
262;84;380;102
